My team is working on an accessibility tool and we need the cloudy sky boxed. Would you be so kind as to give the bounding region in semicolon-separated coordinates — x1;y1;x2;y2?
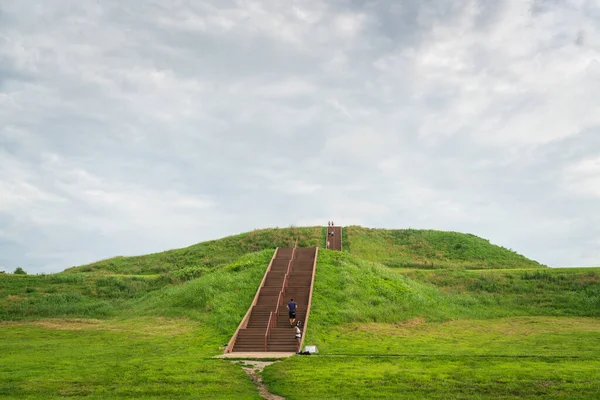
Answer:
1;0;599;273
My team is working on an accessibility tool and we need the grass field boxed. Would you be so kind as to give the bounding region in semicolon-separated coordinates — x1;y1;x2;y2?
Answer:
263;356;600;399
1;226;598;399
0;318;260;399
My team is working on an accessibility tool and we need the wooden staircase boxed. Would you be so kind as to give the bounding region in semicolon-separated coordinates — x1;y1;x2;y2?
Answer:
227;246;318;353
326;225;342;251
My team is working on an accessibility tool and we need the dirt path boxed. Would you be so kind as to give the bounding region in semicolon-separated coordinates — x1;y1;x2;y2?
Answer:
236;360;285;400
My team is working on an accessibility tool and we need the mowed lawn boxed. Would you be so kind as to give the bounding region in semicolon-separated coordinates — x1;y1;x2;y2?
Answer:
309;316;600;356
3;316;599;399
0;318;260;399
263;264;600;399
264;316;600;399
264;355;600;400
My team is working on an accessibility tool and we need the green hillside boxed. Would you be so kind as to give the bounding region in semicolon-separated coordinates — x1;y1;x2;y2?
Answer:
3;226;598;399
64;225;544;278
64;226;322;275
344;226;544;269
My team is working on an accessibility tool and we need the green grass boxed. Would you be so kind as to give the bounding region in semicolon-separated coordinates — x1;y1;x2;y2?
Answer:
0;273;167;320
263;356;600;399
402;267;600;295
0;250;275;398
307;316;600;356
60;225;544;276
1;250;273;334
262;251;600;399
133;249;274;335
401;267;600;317
0;319;260;399
344;226;544;269
306;251;600;347
65;226;322;275
2;225;598;399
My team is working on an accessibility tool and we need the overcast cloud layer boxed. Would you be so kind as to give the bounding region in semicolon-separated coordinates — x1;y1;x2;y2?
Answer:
1;0;599;273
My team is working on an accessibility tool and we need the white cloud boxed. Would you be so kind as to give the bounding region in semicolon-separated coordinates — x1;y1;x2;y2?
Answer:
1;0;599;272
564;157;600;197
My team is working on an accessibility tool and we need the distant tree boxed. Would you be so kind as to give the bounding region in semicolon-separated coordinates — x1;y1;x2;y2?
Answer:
13;267;27;275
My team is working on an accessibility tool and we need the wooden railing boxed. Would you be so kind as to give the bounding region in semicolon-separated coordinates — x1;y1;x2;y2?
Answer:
224;248;279;353
275;290;283;317
287;249;295;275
265;312;274;351
297;247;319;352
282;273;289;291
276;246;296;317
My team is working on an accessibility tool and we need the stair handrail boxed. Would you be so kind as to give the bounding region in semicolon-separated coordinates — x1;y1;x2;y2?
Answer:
289;247;297;274
276;247;297;319
225;248;279;353
265;312;274;351
297;247;318;352
283;273;289;291
275;290;284;317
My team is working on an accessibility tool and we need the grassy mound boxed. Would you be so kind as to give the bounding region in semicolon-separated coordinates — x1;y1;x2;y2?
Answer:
1;250;271;331
2;225;599;399
344;226;544;269
65;226;322;275
62;225;543;278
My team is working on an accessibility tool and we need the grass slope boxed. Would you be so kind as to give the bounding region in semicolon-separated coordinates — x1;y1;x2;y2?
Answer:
59;225;543;277
65;226;322;275
1;250;272;330
306;251;600;352
344;226;544;269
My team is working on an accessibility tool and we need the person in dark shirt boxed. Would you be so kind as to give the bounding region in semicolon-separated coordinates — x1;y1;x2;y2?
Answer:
287;298;297;327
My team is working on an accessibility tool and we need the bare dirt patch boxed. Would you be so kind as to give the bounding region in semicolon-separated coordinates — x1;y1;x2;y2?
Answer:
0;318;191;336
356;317;426;334
237;360;285;400
395;317;426;328
34;319;103;330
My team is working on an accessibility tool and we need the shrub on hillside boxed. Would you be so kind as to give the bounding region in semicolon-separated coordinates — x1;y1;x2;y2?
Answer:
13;267;27;275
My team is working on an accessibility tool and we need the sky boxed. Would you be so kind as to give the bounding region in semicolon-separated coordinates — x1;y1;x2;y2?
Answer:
1;0;599;274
